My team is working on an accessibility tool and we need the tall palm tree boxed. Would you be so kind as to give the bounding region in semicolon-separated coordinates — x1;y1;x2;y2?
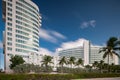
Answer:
41;55;53;72
76;58;83;68
99;37;120;65
59;56;67;73
68;56;76;68
99;37;120;72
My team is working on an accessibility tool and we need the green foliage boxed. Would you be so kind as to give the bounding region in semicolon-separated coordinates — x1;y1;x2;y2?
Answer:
68;57;76;68
57;67;86;73
13;64;53;73
76;58;83;67
1;73;120;80
41;55;53;69
9;55;25;69
99;37;120;64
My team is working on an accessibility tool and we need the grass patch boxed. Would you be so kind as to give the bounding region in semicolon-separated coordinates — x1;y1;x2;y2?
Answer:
0;73;120;80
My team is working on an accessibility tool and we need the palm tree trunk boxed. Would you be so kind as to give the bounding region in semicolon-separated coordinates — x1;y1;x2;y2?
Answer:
108;54;110;73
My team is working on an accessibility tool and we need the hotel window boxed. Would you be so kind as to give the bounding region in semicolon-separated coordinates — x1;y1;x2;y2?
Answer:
8;0;12;2
7;3;12;7
7;22;12;26
7;27;12;31
7;37;12;41
7;8;12;11
7;32;12;36
7;42;12;46
8;17;12;21
8;13;12;16
7;47;12;51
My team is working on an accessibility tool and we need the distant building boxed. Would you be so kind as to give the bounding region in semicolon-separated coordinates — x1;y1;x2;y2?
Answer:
57;39;119;66
2;0;41;73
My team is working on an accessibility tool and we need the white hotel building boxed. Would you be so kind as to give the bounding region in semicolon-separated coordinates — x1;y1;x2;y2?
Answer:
57;39;119;66
2;0;41;72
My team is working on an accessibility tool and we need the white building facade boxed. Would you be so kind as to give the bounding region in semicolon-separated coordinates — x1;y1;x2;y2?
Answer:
57;39;119;66
2;0;41;73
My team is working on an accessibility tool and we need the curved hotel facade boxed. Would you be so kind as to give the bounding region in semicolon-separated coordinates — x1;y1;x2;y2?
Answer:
2;0;41;72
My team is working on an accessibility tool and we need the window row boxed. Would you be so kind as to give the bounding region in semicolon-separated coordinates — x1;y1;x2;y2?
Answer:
16;48;29;53
7;47;12;51
16;34;29;40
16;6;38;20
16;10;38;25
16;25;31;32
18;0;38;15
16;29;29;36
16;39;26;44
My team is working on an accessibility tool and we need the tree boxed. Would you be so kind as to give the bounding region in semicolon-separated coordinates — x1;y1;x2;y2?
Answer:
98;60;104;73
99;37;120;72
92;61;99;69
41;55;53;72
59;56;67;72
68;56;76;68
76;58;83;68
9;55;25;69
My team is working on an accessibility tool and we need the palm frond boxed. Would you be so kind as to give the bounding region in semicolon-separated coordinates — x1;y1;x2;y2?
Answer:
112;51;120;58
103;51;108;59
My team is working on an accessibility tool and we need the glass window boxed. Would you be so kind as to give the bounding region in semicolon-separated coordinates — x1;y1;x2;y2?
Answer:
8;17;12;21
7;22;12;26
8;13;12;16
7;47;12;50
7;42;12;45
7;27;12;31
7;37;12;41
7;3;12;7
7;32;12;36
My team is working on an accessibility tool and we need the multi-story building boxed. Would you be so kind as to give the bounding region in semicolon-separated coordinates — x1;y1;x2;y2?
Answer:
2;0;41;73
57;39;119;66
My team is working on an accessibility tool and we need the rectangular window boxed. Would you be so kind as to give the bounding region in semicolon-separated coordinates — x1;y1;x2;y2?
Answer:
8;0;12;2
7;32;12;36
7;17;12;21
8;13;12;16
7;27;12;31
7;3;12;7
7;42;12;46
7;7;12;11
7;22;12;26
7;47;12;50
7;37;12;41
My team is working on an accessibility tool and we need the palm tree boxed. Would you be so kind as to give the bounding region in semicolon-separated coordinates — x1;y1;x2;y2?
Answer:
41;55;53;72
59;56;67;73
68;56;76;68
92;61;99;69
76;58;83;68
98;60;104;73
99;37;120;72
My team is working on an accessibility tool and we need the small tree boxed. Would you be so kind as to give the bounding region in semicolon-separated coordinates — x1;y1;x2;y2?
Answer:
76;58;83;68
68;57;76;68
59;56;67;73
41;55;53;72
9;55;25;69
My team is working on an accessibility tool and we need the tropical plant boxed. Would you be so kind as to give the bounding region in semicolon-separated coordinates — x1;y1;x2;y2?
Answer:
92;61;99;69
59;56;67;72
9;55;25;69
68;56;76;68
99;37;120;72
98;60;104;73
41;55;53;72
76;58;83;67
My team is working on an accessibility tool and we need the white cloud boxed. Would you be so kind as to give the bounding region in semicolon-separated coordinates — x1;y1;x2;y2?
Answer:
51;31;66;39
59;38;88;50
80;20;96;29
0;41;3;49
39;47;53;56
39;28;66;43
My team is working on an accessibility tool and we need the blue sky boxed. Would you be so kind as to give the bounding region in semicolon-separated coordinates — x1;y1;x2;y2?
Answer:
0;0;120;69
